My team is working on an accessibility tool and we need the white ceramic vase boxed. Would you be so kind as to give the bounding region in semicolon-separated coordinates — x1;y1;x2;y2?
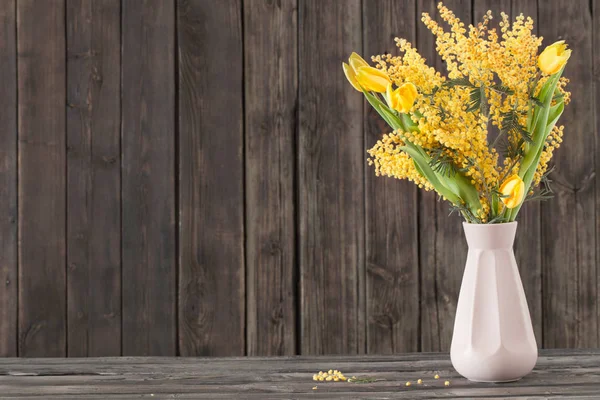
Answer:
450;222;537;382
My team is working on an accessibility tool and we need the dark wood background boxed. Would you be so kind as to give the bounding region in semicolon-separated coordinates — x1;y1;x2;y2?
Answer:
0;0;596;357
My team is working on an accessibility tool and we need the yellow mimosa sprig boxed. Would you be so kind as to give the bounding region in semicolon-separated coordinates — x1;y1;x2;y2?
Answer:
342;2;571;224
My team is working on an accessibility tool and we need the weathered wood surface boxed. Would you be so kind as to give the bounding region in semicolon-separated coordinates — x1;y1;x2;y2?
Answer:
539;0;597;349
177;0;245;356
66;0;121;357
0;0;17;357
363;0;420;354
0;350;599;398
244;0;297;356
299;0;365;355
121;0;176;356
17;0;67;357
0;0;597;358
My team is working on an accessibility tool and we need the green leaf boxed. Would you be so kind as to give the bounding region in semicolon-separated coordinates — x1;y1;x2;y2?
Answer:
429;148;459;177
443;77;474;88
400;144;462;205
490;83;514;95
529;96;544;107
465;86;488;116
499;110;532;143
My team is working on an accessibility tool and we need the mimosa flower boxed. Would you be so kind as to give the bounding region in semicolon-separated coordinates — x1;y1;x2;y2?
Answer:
499;175;525;208
356;65;391;93
538;40;571;75
386;82;418;113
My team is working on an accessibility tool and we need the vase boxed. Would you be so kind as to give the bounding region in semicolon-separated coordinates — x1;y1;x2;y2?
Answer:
450;222;537;382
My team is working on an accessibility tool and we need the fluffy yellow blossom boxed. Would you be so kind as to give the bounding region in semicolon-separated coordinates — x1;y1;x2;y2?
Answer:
368;131;434;190
346;2;569;223
534;125;564;185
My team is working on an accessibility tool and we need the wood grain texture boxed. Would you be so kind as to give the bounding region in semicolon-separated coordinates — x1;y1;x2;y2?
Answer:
595;0;600;358
66;0;121;357
538;0;597;348
299;0;365;355
0;0;16;357
363;0;420;354
17;0;66;357
417;0;472;352
244;0;297;356
177;0;245;356
121;0;176;356
0;350;600;398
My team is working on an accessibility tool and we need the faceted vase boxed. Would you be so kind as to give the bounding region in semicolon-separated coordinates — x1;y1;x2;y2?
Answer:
450;222;537;382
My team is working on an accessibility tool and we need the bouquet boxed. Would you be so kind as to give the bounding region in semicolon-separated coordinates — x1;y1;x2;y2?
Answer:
342;3;571;223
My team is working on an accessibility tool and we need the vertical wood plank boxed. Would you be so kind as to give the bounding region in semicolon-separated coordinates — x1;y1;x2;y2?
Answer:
0;0;17;357
178;0;245;356
363;0;420;354
417;0;472;352
299;0;365;355
539;0;597;348
474;0;543;348
244;0;297;356
17;0;66;357
121;0;176;356
66;0;121;356
595;0;600;355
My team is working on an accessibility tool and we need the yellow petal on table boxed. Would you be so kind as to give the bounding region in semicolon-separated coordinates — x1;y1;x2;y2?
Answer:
356;65;391;93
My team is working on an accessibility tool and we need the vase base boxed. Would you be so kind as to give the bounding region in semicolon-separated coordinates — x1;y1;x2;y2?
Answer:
468;377;522;383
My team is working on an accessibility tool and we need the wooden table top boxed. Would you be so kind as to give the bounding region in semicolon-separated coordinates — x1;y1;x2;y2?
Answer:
0;349;598;399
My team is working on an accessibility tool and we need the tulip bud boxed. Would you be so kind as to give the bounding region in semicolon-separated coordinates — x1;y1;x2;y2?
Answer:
356;66;391;93
386;82;418;113
538;40;571;75
499;174;525;209
348;52;369;72
343;53;371;92
342;62;362;92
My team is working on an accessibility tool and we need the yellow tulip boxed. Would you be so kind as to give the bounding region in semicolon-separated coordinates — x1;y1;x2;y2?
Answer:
343;52;371;92
386;82;418;113
538;40;571;75
348;52;369;72
499;174;525;209
342;62;362;91
356;66;391;93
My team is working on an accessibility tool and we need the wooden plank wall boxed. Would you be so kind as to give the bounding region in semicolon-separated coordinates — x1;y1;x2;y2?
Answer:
0;0;596;357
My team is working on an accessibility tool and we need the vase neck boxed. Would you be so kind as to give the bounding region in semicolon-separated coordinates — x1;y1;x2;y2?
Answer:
462;222;517;250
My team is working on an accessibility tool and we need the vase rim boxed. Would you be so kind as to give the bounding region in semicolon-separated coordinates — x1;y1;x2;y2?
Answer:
463;221;518;227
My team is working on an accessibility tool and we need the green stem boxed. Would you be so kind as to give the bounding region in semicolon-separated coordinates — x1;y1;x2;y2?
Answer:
508;68;565;221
